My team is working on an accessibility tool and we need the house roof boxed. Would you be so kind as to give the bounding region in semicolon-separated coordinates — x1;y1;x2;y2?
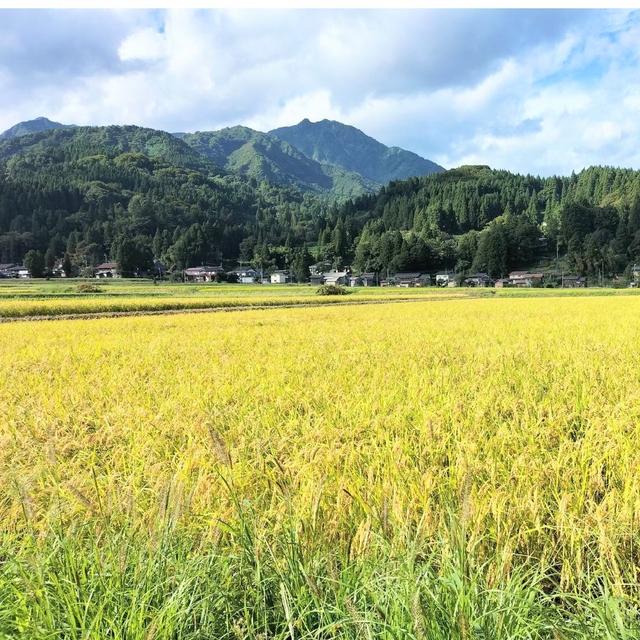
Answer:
394;272;423;279
185;265;223;274
0;263;18;271
96;262;118;270
228;265;257;273
153;260;167;271
466;273;491;279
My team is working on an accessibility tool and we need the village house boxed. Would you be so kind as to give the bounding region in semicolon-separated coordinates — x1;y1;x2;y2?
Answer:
227;266;258;283
309;261;332;276
309;274;325;286
494;278;511;288
393;272;429;287
349;272;378;287
151;259;168;279
464;273;494;287
184;265;225;282
0;263;19;278
561;275;587;288
1;264;31;278
359;272;378;286
435;271;454;287
509;271;544;287
95;262;119;278
270;270;294;284
323;270;349;286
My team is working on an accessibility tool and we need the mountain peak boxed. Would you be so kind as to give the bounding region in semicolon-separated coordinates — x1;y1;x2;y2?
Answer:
0;117;77;140
269;119;443;184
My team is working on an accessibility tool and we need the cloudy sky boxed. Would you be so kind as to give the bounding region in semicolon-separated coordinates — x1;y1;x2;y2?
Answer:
0;8;639;177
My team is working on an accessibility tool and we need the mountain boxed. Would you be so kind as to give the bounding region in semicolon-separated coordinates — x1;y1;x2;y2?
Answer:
181;126;379;200
0;116;77;140
0;124;222;175
269;119;444;185
0;124;324;270
1;117;444;201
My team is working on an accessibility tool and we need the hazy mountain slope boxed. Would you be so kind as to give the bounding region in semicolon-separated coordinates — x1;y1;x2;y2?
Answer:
0;116;77;140
269;118;444;184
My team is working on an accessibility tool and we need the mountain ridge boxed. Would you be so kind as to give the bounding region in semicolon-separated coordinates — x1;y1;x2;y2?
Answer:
0;116;77;141
0;117;444;200
269;118;443;185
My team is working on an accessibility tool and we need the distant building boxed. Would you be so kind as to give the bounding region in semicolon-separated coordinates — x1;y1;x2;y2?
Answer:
95;262;119;278
360;272;378;286
0;263;19;278
184;265;225;282
561;276;587;288
509;271;544;287
393;272;428;287
152;259;168;278
435;272;454;287
309;261;332;276
270;270;294;284
464;273;493;287
227;266;259;283
323;270;349;286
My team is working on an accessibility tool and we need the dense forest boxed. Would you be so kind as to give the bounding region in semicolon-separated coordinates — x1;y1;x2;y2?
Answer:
1;125;640;280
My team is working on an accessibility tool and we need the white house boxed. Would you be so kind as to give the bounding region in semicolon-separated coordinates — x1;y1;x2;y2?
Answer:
323;270;349;286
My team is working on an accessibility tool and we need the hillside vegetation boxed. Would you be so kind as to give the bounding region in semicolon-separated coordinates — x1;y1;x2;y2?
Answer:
270;118;443;184
182;126;380;200
1;124;640;282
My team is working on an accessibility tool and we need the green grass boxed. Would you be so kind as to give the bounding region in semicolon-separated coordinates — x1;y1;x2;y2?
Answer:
3;509;639;639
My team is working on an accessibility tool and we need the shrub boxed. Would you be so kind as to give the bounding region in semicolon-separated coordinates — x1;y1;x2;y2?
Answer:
76;283;103;293
316;284;350;296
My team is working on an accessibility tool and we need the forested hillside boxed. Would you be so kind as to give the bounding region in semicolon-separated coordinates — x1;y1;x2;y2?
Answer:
1;124;639;280
270;118;444;184
324;165;640;279
180;126;380;200
0;126;327;275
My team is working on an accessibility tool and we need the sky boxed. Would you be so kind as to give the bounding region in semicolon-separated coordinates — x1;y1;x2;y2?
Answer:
0;8;639;177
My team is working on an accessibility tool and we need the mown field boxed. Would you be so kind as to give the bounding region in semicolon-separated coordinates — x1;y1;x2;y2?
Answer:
2;292;640;638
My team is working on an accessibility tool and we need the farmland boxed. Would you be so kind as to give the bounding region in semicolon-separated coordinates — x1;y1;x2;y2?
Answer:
1;291;640;637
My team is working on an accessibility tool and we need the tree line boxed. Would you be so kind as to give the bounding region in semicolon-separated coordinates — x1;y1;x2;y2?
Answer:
2;127;640;280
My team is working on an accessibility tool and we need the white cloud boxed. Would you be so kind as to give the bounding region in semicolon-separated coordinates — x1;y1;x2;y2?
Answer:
118;27;166;62
1;8;640;177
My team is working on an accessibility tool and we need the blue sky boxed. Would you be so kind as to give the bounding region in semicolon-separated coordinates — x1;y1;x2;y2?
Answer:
0;8;639;177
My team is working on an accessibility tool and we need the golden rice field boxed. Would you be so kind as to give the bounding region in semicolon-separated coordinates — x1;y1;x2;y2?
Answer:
2;292;640;637
0;280;473;318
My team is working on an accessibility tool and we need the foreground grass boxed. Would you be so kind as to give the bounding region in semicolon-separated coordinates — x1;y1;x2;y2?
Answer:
2;297;640;636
